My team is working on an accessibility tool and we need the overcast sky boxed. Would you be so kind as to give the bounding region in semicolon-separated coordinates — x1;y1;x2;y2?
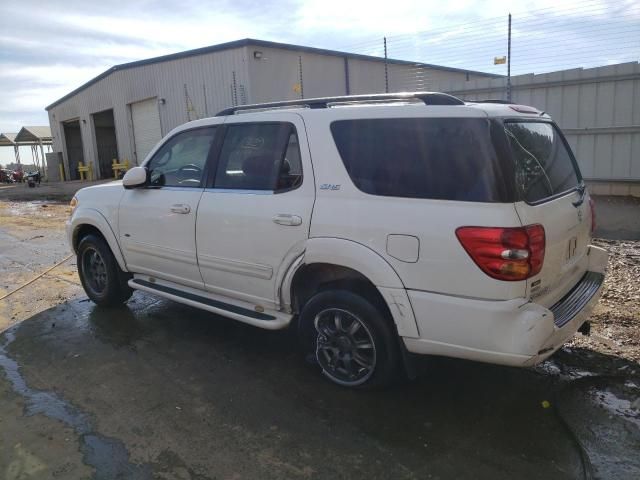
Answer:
0;0;638;165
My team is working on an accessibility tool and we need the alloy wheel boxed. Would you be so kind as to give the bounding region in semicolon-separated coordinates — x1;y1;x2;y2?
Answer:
314;308;377;386
82;247;108;294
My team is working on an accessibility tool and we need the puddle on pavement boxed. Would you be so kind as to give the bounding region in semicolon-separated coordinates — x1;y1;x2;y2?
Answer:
589;383;640;427
0;324;153;479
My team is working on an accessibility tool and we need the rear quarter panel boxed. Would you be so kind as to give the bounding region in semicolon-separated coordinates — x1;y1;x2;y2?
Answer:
303;107;526;300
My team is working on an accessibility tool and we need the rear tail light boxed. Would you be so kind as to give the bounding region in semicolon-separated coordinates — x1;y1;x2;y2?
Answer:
589;197;596;234
456;225;545;281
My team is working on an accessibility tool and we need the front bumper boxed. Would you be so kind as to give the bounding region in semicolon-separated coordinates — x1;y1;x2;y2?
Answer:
403;245;608;367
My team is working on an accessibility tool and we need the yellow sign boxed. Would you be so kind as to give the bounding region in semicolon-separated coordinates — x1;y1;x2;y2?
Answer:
293;83;301;94
494;56;507;65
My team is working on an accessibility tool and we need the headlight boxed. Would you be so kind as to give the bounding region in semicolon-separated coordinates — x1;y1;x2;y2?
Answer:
69;196;78;215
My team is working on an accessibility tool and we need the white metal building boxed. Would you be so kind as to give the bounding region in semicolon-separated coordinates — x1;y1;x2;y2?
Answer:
46;38;498;180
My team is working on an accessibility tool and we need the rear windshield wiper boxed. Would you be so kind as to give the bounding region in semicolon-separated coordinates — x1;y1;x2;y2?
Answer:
572;182;586;207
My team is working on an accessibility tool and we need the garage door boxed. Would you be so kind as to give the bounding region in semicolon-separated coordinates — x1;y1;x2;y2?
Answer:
131;98;162;163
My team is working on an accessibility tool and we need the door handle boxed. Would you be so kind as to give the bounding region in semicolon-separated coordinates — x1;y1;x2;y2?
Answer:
170;204;191;214
272;214;302;226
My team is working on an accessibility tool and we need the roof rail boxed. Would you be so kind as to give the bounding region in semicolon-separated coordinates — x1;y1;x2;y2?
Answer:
216;92;465;116
468;99;514;104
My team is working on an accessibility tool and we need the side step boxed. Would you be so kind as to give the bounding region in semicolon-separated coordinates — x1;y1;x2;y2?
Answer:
129;278;291;330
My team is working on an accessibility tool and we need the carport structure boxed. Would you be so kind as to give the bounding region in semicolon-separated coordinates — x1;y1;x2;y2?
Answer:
14;126;53;172
0;132;22;164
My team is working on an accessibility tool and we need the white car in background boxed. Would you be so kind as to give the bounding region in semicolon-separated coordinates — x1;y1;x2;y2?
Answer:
67;92;608;388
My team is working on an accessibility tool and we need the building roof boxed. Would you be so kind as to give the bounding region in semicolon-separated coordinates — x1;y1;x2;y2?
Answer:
0;133;18;146
46;38;502;110
14;126;52;143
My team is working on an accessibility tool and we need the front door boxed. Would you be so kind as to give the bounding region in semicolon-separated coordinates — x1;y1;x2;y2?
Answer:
195;114;315;309
119;125;218;289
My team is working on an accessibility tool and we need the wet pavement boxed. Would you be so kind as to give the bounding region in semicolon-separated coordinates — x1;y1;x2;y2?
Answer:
1;294;639;479
1;199;639;479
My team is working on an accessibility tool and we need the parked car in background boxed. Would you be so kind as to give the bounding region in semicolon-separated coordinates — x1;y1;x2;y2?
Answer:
66;92;608;388
1;169;15;183
12;169;24;182
26;171;41;188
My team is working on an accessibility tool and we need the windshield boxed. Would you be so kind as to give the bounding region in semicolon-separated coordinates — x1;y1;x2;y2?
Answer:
504;121;581;203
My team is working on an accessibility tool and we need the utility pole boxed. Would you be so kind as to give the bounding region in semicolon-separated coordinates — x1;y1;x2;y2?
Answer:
298;56;304;99
507;13;512;102
384;37;389;93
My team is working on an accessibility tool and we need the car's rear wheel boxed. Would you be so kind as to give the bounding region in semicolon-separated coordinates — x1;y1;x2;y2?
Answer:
77;234;132;306
299;290;399;388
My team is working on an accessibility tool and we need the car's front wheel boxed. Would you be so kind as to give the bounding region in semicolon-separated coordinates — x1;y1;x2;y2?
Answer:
77;234;132;306
299;290;400;388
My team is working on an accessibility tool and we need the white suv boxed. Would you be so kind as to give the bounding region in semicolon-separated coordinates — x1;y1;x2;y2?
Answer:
67;92;608;388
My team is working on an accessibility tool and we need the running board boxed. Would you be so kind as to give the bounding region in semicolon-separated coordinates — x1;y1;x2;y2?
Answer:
129;278;291;330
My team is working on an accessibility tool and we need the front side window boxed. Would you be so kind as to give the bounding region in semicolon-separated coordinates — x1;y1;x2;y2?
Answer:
504;121;581;203
146;127;216;188
214;123;302;191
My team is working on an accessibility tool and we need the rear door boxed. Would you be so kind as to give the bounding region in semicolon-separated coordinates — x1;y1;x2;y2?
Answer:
504;120;593;306
195;113;315;310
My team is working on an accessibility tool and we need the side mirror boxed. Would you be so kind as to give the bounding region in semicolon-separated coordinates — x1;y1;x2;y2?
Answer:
122;167;147;189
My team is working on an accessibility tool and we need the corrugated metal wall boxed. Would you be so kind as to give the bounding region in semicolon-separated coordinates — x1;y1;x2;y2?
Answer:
432;62;640;195
48;47;250;176
246;46;485;100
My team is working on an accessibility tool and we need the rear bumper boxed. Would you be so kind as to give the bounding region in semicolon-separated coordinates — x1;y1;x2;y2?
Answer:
403;245;608;367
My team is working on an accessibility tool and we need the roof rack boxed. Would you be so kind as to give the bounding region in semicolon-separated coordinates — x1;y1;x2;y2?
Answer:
216;92;465;116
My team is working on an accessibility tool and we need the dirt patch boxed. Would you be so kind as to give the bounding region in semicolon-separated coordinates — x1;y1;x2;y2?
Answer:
0;180;112;203
0;201;69;231
0;200;82;332
566;238;640;363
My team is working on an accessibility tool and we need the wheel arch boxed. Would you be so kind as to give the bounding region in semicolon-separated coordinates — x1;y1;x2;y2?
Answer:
284;238;419;338
71;208;128;272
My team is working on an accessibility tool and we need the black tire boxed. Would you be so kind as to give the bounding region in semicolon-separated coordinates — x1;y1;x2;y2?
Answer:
299;290;400;389
77;234;132;306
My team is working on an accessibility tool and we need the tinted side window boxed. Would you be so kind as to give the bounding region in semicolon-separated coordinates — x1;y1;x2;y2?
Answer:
146;127;216;187
504;121;580;203
214;123;301;191
330;118;509;202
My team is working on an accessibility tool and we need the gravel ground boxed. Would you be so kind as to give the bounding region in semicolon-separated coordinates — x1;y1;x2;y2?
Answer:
567;238;640;363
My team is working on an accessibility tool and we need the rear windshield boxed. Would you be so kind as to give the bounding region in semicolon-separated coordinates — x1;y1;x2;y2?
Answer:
330;118;511;202
504;121;581;203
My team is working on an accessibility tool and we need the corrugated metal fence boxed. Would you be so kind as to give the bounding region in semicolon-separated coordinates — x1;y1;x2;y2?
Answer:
432;62;640;195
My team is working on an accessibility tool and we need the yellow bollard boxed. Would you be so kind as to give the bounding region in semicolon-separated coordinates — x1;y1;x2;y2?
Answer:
78;162;91;181
112;159;130;178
